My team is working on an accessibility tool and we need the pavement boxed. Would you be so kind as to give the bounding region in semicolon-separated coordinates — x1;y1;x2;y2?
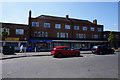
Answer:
0;49;119;60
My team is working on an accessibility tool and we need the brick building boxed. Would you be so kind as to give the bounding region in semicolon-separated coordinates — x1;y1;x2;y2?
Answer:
28;11;107;51
0;22;29;51
103;31;120;48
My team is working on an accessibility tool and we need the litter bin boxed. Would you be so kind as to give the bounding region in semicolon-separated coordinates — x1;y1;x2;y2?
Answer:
3;46;15;54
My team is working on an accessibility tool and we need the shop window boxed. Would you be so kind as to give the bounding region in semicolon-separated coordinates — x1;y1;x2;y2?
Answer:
16;29;24;35
32;22;39;27
5;42;18;47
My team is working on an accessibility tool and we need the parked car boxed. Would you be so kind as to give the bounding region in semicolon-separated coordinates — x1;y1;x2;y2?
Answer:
51;46;80;58
91;45;115;54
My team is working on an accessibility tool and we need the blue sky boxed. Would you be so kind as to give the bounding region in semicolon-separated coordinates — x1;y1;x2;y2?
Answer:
1;2;118;31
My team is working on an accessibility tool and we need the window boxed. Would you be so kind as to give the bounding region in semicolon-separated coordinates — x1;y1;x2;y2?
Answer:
42;32;44;37
103;34;106;38
57;32;59;38
55;24;61;29
16;29;24;35
66;33;68;38
38;32;41;37
44;23;50;28
92;34;98;39
76;34;78;38
32;22;39;27
45;32;48;37
65;25;71;29
84;34;86;38
34;31;37;37
98;28;102;32
83;26;87;31
74;26;79;30
79;34;83;38
0;28;10;34
60;32;65;38
91;27;95;31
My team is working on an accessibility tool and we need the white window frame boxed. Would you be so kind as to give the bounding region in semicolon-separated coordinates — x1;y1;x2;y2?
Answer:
97;28;102;32
65;25;71;29
44;23;50;28
16;29;24;35
83;26;87;31
60;32;65;38
91;27;95;31
32;22;39;27
55;24;61;29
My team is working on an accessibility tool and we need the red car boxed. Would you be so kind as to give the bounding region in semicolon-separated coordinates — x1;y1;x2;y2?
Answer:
51;46;80;58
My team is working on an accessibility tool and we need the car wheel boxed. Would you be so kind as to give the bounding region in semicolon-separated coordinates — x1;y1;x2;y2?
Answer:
57;53;62;58
75;52;80;57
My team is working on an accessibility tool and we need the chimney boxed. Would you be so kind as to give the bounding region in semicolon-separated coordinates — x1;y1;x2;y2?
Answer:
93;19;97;24
66;15;69;19
29;10;31;18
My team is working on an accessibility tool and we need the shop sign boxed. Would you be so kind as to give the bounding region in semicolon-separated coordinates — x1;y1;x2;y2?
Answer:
29;40;52;42
5;38;19;41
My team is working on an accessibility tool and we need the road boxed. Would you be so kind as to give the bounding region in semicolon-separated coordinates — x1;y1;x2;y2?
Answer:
2;52;118;78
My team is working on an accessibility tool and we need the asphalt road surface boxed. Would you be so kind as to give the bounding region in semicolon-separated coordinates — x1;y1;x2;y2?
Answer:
2;52;118;78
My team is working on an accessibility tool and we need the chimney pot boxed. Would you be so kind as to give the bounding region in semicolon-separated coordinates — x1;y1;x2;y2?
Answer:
66;15;69;19
93;19;97;24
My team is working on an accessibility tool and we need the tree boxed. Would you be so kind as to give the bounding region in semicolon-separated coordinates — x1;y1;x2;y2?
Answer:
1;27;9;39
108;31;114;47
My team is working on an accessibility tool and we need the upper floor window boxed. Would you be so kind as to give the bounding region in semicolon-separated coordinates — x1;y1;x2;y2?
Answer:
65;25;71;29
83;26;87;31
74;26;79;30
91;27;95;31
97;28;102;32
44;23;50;28
55;24;61;29
42;32;44;37
32;22;39;27
16;29;24;35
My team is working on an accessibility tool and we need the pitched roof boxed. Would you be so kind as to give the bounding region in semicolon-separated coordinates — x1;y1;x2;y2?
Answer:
36;15;93;24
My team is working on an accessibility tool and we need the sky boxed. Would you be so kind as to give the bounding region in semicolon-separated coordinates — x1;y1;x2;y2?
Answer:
0;2;118;31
